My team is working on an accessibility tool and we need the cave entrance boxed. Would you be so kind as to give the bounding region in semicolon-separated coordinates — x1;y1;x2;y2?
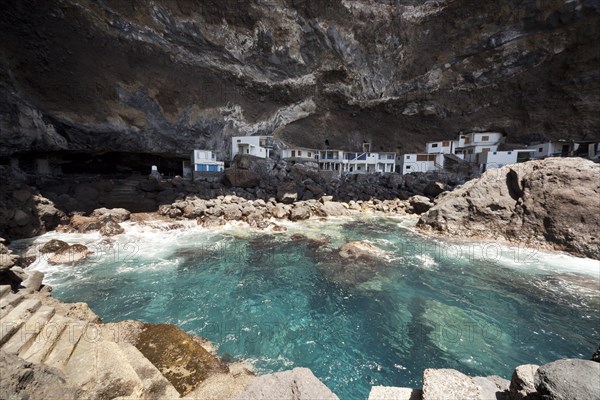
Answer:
11;151;188;177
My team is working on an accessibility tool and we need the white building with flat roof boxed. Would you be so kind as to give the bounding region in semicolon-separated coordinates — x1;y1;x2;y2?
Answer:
397;153;444;175
526;141;574;158
454;132;504;161
191;150;224;173
376;152;396;173
476;150;534;172
425;140;456;154
318;150;344;174
231;136;273;159
281;147;318;161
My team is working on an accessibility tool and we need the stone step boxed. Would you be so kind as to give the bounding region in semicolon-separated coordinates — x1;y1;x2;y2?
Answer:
0;298;42;346
0;305;14;320
44;319;88;370
0;291;24;315
2;305;55;355
0;285;11;298
64;336;146;399
118;342;181;399
20;313;70;364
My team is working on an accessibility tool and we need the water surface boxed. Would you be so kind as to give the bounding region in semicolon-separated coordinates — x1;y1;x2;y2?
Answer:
27;216;600;399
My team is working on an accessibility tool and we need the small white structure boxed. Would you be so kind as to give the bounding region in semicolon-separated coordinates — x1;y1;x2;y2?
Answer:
526;141;574;158
476;150;534;172
281;147;318;161
454;132;504;161
192;150;224;172
231;136;273;159
343;151;379;174
397;153;444;175
425;140;456;154
318;150;345;174
150;165;161;180
376;152;396;173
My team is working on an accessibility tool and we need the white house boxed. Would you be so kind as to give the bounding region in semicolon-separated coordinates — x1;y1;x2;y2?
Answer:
281;147;318;161
318;150;345;174
476;150;534;172
342;151;379;174
454;132;504;161
526;141;574;158
425;139;456;154
191;150;224;173
231;136;273;159
397;153;444;175
376;152;396;173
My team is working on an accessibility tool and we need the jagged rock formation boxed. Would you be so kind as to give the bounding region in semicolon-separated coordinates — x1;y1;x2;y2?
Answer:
1;0;599;160
417;157;600;259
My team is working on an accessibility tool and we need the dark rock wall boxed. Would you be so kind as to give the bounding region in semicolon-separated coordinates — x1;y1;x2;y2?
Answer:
1;0;599;157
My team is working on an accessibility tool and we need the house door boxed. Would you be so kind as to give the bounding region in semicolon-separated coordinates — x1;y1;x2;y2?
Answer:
561;144;570;156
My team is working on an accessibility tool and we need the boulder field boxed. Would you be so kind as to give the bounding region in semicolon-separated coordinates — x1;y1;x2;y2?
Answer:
418;158;600;260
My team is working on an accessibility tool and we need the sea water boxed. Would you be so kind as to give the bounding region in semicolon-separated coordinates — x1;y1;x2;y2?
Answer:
25;216;600;399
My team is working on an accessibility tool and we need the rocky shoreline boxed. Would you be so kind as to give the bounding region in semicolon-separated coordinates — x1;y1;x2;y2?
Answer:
2;157;600;399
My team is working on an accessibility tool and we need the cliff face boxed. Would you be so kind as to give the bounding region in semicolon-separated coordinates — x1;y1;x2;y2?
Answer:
1;0;599;158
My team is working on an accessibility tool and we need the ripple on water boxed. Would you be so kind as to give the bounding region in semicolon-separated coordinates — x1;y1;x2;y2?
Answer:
17;216;600;400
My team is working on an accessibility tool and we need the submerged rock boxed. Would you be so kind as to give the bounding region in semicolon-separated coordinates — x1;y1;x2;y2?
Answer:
39;239;70;253
534;359;600;400
48;244;92;265
339;241;387;260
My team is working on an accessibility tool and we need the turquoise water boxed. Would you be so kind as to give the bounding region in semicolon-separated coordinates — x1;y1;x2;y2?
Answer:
30;217;600;399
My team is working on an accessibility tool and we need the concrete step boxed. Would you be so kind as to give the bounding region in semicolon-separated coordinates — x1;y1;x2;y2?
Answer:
118;342;181;399
2;305;55;355
64;336;146;399
0;298;41;346
21;313;69;364
44;319;88;370
0;291;24;316
0;285;11;298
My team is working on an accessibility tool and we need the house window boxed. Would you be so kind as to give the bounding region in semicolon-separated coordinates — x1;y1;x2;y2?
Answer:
246;149;249;154
508;152;512;155
482;148;490;153
308;152;312;157
406;155;411;159
406;166;411;169
298;151;302;157
442;141;450;147
416;155;429;161
431;143;438;148
538;147;543;152
481;135;490;141
291;150;296;157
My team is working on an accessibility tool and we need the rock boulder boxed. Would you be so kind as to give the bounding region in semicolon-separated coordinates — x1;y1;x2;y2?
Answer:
233;367;339;400
535;359;600;400
418;158;600;259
